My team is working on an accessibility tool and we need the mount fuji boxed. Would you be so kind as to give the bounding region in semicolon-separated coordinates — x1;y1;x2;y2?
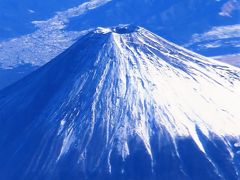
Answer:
1;0;239;90
0;25;240;180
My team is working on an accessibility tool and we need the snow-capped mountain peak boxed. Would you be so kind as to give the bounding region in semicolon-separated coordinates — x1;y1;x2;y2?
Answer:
0;25;240;180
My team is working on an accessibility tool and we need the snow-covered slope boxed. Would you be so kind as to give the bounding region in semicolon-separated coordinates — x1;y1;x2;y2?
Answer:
0;25;240;180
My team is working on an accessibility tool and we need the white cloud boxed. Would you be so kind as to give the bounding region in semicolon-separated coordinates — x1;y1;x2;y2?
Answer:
28;9;35;14
219;0;240;17
185;24;240;50
32;0;112;31
191;24;240;42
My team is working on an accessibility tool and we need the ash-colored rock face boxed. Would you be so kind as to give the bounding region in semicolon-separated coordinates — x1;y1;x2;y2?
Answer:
0;25;240;180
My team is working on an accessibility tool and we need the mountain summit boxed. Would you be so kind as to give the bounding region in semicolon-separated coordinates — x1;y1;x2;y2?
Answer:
0;25;240;180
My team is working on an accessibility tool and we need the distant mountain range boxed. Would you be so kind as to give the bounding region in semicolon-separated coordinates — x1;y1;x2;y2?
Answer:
0;25;240;180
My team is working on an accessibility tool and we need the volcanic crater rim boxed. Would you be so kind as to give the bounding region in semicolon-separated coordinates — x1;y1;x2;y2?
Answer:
94;24;141;35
